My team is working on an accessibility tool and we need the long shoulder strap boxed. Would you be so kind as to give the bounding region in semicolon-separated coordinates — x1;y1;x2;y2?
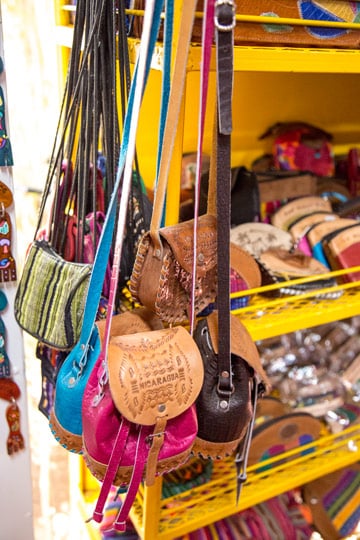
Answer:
149;0;198;251
100;2;198;356
189;0;215;333
214;0;235;396
78;0;164;347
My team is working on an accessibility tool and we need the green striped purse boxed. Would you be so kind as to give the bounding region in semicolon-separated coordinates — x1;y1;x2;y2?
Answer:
14;240;91;350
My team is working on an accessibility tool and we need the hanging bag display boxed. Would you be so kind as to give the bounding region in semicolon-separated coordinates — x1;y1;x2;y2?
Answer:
188;4;268;508
49;0;164;452
82;324;203;532
14;0;118;350
81;4;204;532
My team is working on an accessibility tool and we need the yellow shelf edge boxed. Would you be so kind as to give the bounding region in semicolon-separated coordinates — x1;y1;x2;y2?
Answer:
127;426;360;539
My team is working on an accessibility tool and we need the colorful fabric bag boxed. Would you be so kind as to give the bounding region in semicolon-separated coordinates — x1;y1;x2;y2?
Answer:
14;240;91;350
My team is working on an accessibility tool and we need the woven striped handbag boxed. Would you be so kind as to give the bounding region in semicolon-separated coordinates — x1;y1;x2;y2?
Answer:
14;240;91;350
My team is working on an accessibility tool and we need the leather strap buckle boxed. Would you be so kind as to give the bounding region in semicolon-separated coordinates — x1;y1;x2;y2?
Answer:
215;0;236;32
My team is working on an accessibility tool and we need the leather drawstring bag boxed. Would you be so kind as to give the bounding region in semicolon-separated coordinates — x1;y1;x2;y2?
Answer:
49;1;164;452
129;0;217;325
82;323;204;532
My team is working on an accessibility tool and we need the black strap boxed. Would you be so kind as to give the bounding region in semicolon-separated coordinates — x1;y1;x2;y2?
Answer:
215;0;235;399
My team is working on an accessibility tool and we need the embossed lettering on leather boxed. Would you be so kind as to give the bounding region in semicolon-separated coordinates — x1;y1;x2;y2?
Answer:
271;196;332;231
108;326;204;425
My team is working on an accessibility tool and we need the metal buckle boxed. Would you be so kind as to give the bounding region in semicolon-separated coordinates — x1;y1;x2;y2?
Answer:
215;0;236;32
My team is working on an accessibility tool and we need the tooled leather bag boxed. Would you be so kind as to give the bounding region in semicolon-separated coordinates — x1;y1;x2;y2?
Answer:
129;6;217;324
192;311;268;461
82;323;204;532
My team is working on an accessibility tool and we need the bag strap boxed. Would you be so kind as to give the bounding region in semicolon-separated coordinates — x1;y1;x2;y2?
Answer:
189;0;215;333
149;0;199;252
36;0;109;237
91;4;198;528
77;0;164;350
214;0;235;397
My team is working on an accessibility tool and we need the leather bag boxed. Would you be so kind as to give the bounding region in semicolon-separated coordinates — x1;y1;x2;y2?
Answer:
82;324;203;532
322;222;360;282
230;222;293;260
258;246;340;298
130;213;217;323
307;217;356;268
129;1;217;324
49;1;164;452
271;195;333;231
81;4;203;534
192;311;268;460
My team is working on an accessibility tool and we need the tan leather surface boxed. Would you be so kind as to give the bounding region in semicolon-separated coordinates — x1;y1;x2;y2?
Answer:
271;196;332;231
96;307;163;346
288;212;337;242
258;173;317;203
160;214;217;276
259;247;329;277
307;218;356;247
230;222;293;259
108;326;204;425
327;223;360;255
230;242;261;289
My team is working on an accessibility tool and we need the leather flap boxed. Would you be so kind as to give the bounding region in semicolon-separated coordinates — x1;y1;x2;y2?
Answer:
307;218;356;247
271;196;332;231
108;326;204;425
96;307;163;347
327;223;360;256
230;243;261;289
206;310;269;389
230;222;293;259
288;212;337;241
259;247;329;277
159;214;217;276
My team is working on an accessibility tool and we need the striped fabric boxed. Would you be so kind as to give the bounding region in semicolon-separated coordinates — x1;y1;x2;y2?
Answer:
323;469;360;537
14;240;91;350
